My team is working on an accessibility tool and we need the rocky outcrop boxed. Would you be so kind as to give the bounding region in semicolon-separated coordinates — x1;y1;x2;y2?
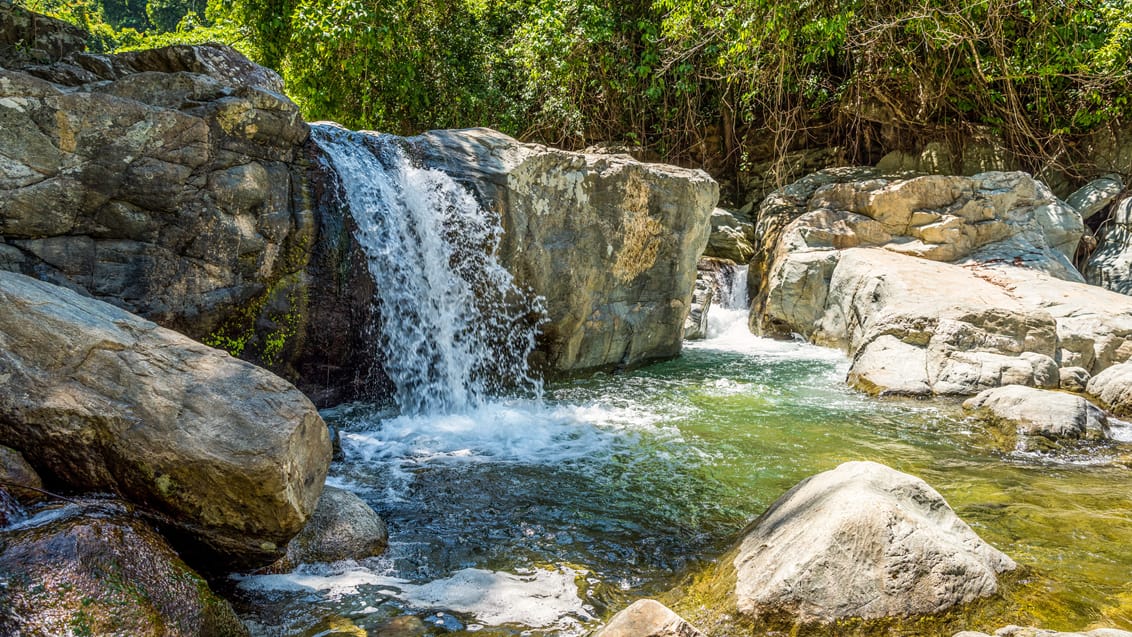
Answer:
755;170;1132;396
0;271;330;566
0;13;387;406
0;499;247;637
283;486;388;566
406;128;718;374
0;4;86;67
1087;361;1132;418
732;461;1015;623
963;386;1109;451
594;600;705;637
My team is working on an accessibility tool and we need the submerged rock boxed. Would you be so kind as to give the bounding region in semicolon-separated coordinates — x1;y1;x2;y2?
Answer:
733;461;1015;623
594;599;706;637
963;385;1109;451
406;128;718;375
0;271;330;566
284;486;388;566
0;499;247;637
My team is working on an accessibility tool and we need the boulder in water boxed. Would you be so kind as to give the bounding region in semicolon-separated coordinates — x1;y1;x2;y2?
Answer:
732;461;1015;623
0;499;248;637
1087;361;1132;418
594;599;706;637
405;128;718;375
963;385;1109;451
283;485;388;566
0;271;330;566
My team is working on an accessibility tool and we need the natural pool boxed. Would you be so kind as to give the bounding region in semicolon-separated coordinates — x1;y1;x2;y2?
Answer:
233;309;1132;636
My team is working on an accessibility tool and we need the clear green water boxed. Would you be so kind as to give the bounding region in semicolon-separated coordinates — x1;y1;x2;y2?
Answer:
232;321;1132;636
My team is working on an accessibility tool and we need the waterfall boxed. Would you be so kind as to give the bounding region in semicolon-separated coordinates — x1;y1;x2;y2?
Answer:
312;124;543;415
719;264;749;310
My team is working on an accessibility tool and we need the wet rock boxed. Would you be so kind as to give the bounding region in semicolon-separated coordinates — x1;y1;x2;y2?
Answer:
1087;361;1132;418
0;499;247;637
594;599;705;637
374;615;428;636
407;128;718;374
0;271;330;566
284;486;388;566
963;385;1109;450
733;461;1015;622
0;444;43;502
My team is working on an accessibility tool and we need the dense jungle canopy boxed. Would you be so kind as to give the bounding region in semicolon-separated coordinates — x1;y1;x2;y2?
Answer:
20;0;1132;184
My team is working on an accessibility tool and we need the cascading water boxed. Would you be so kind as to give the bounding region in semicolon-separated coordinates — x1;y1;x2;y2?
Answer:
311;124;543;415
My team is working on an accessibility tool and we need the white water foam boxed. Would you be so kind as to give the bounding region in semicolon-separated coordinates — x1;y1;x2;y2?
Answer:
687;306;847;364
237;565;591;630
312;123;543;415
326;399;686;502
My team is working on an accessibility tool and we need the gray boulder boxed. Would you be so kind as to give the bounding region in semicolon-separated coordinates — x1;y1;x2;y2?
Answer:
594;599;705;637
406;128;718;374
0;271;330;566
963;385;1109;450
0;499;248;637
1087;361;1132;418
1086;197;1132;295
733;461;1015;622
284;485;388;566
1067;175;1123;220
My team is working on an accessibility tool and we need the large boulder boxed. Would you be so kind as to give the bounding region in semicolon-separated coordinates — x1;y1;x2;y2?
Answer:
755;170;1132;396
0;271;331;566
733;461;1015;623
594;599;705;637
405;128;718;374
0;15;385;406
0;499;248;637
963;385;1109;451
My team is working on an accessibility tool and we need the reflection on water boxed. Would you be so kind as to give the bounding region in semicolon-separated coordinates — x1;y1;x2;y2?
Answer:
233;315;1132;636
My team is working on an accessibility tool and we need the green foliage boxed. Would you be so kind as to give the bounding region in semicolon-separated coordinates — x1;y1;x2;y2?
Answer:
145;0;206;32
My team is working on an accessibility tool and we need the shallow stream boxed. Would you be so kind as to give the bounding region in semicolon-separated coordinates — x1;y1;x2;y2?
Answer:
233;308;1132;636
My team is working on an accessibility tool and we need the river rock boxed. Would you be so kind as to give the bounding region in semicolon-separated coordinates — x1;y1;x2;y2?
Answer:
963;385;1109;450
733;461;1015;623
284;486;388;566
0;444;43;503
594;599;705;637
684;264;715;341
704;208;755;263
1086;197;1132;295
754;169;1132;396
1066;175;1124;220
407;128;718;374
1087;361;1132;418
1060;366;1092;392
0;499;248;637
0;271;330;566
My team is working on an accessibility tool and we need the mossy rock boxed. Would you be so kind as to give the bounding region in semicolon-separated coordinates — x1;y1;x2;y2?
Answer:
0;499;248;637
